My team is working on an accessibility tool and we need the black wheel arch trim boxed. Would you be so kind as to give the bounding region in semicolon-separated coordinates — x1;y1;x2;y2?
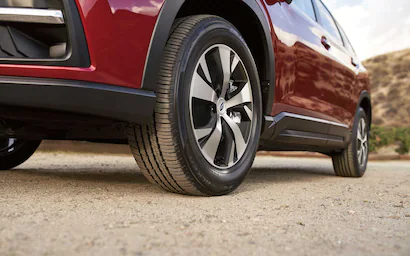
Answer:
356;90;372;128
141;0;276;115
0;76;156;124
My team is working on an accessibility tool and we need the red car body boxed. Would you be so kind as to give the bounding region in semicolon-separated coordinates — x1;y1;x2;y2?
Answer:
0;0;371;147
0;0;159;88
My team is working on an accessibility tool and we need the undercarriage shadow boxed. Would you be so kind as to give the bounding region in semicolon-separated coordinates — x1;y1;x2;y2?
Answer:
12;167;149;185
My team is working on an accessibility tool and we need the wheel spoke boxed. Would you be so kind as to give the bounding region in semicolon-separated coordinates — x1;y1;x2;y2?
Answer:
361;119;366;137
225;82;252;109
7;138;15;153
359;118;366;142
357;128;363;143
359;120;363;140
218;46;231;98
195;127;213;141
362;133;368;144
360;147;365;165
222;114;246;158
199;55;212;84
231;55;240;74
243;105;253;121
228;140;235;165
363;142;368;157
192;72;218;103
357;147;362;162
202;117;223;163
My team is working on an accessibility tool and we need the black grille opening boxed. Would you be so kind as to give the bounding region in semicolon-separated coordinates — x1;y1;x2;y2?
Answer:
0;24;66;59
0;0;90;67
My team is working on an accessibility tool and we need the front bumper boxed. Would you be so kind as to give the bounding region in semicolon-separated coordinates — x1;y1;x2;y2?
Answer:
0;76;156;124
0;0;162;89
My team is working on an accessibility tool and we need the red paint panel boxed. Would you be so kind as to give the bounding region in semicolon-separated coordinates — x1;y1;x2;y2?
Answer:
259;0;370;127
0;0;164;88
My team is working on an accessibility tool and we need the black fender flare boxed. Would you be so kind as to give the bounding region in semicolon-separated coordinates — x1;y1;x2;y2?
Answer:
141;0;276;114
356;90;372;128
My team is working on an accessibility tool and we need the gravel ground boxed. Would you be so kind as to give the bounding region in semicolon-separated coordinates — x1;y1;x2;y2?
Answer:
0;152;409;256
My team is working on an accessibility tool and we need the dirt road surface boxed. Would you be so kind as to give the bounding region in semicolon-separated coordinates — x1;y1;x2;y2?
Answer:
1;152;409;256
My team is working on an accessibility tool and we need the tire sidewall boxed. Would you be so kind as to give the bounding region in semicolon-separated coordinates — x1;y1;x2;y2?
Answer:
173;17;262;195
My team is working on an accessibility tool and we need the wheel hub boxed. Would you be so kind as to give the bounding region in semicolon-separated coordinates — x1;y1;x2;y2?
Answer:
217;98;226;115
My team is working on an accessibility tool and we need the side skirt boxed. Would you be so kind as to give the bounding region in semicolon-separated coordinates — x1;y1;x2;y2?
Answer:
259;112;351;154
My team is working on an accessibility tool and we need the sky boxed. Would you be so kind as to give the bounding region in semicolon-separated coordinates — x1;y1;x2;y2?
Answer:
323;0;410;60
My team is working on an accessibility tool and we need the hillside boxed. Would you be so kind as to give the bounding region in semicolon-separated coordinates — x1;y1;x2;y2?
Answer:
363;49;410;127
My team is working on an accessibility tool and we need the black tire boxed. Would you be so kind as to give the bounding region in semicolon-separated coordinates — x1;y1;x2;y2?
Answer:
0;139;41;170
125;15;263;196
332;107;369;177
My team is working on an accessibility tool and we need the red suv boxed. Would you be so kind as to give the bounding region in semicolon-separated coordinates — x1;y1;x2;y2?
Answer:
0;0;371;195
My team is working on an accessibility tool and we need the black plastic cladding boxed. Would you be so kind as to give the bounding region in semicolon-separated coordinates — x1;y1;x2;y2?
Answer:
0;0;90;67
142;0;276;115
0;76;156;124
0;25;50;58
259;113;351;153
357;91;372;128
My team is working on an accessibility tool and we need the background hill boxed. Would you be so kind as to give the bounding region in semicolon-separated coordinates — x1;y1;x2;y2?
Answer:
363;49;410;127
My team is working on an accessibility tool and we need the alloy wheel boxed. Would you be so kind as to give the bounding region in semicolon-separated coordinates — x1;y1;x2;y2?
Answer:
189;44;254;169
357;118;368;166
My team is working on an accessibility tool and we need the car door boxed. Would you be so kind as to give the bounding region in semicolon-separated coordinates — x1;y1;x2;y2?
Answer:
265;0;342;123
311;0;357;125
288;0;338;121
335;21;361;124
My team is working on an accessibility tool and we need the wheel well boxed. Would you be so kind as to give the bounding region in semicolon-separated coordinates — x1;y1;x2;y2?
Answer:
176;0;272;114
360;97;372;128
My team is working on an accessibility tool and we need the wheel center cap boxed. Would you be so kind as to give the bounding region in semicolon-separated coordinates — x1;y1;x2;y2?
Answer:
217;98;226;115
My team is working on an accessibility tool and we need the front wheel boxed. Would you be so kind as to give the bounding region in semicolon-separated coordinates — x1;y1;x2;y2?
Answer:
0;138;41;170
126;15;263;196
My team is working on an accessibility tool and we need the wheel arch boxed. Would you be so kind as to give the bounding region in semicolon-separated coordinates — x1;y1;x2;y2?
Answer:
357;91;372;129
141;0;276;115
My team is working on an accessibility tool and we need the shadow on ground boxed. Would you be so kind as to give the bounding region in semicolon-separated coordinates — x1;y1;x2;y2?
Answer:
247;166;335;183
9;162;337;190
12;168;149;184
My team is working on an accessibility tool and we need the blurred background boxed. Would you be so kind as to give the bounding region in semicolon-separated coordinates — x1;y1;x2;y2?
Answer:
324;0;410;60
323;0;410;158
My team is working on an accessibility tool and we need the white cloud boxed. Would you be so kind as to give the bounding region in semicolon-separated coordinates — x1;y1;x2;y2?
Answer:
324;0;410;60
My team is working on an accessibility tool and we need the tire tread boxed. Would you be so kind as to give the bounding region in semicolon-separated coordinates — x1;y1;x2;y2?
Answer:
125;16;218;195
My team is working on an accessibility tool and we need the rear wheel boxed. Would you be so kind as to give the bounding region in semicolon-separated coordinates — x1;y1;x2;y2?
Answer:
0;138;41;170
126;15;262;196
332;107;369;177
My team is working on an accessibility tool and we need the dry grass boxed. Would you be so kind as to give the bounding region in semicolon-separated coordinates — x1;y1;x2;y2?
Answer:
363;48;410;127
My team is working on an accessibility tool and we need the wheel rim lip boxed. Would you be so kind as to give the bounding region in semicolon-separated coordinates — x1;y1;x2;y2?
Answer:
356;118;368;167
189;44;253;170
